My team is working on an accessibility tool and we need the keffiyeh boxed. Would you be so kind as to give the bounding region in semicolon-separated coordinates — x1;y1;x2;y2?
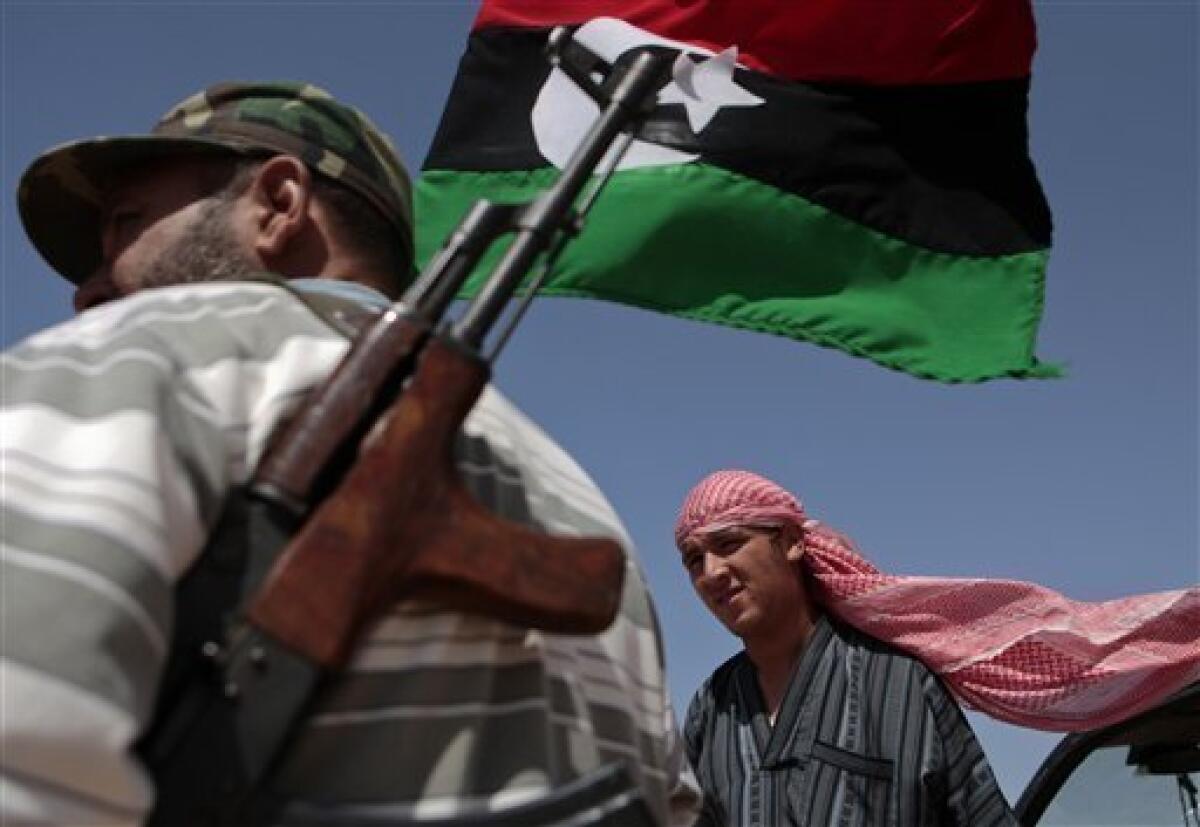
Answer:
676;469;1200;731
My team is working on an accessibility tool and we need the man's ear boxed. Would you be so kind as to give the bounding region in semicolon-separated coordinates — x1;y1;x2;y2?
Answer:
249;155;313;260
781;525;806;563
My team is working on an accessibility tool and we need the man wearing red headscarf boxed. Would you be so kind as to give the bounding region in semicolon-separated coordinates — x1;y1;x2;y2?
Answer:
674;469;1200;826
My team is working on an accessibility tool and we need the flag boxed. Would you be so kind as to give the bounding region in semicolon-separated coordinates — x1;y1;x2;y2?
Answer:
417;0;1057;382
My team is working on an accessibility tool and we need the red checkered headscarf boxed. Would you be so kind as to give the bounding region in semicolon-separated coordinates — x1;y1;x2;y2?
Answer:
676;469;1200;732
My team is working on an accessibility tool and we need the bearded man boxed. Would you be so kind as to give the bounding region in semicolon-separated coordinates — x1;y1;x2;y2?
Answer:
1;82;698;826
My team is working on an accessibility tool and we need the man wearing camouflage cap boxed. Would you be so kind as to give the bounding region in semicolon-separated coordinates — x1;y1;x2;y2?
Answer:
2;82;699;825
19;81;414;310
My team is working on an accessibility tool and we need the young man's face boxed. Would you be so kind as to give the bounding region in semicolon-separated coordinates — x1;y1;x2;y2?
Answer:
73;157;254;312
680;525;808;642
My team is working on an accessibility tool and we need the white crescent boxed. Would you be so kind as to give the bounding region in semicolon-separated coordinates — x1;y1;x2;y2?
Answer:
531;17;718;171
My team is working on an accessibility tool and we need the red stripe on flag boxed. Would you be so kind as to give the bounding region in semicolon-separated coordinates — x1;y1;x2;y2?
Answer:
473;0;1035;85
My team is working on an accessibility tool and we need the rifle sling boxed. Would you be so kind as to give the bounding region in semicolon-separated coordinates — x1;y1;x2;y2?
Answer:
139;493;323;826
138;283;382;824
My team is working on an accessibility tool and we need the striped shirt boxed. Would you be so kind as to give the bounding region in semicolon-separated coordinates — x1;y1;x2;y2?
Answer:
683;616;1016;826
1;281;699;826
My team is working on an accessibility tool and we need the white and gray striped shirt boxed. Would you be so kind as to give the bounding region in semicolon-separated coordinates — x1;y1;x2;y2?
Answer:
1;281;699;826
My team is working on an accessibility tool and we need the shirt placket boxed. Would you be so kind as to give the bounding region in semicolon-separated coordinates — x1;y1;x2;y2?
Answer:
756;619;832;825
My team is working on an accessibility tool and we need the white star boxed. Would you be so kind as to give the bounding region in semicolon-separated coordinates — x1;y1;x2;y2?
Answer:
658;46;765;135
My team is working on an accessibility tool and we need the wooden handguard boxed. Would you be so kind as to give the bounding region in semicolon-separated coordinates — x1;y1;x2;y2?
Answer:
248;334;628;668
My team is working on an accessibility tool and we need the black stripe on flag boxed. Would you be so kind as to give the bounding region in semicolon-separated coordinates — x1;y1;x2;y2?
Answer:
425;28;1052;257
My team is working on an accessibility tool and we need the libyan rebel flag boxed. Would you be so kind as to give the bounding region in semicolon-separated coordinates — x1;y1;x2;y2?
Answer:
417;0;1058;382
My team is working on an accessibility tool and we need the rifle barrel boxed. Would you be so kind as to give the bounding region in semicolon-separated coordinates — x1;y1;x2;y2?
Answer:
453;50;670;349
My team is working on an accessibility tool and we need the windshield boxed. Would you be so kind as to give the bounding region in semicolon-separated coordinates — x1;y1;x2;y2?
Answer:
1036;744;1199;826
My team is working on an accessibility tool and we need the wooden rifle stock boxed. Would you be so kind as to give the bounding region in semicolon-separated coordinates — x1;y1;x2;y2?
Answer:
248;333;626;668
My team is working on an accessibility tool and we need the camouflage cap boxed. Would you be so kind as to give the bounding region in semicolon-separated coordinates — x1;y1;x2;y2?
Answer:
18;81;413;284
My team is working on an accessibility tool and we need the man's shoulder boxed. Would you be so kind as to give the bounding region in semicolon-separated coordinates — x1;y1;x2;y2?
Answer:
830;617;956;702
683;650;746;734
831;618;940;674
13;281;322;355
462;386;633;548
697;650;749;700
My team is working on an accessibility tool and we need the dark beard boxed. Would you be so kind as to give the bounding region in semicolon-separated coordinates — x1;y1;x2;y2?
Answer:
139;198;257;288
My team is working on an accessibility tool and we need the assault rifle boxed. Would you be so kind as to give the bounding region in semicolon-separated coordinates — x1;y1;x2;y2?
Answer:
141;28;674;826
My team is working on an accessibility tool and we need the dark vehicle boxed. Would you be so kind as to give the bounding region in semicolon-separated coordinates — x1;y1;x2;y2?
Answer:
1015;682;1200;826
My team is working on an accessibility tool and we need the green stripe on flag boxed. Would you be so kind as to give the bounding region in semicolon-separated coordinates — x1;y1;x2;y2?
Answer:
416;163;1058;383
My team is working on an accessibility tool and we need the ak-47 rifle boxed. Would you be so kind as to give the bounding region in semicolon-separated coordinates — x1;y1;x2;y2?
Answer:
140;29;675;826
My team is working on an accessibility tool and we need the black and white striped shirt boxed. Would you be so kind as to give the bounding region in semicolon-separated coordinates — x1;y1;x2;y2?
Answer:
683;616;1016;826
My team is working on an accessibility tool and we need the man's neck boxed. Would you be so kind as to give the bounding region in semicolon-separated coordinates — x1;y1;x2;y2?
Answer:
317;268;398;302
745;609;819;724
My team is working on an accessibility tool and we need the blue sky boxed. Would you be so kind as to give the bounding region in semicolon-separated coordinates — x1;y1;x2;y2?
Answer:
2;0;1196;805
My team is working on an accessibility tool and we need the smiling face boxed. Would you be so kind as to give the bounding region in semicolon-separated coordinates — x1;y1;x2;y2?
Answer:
73;157;256;312
680;524;810;644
